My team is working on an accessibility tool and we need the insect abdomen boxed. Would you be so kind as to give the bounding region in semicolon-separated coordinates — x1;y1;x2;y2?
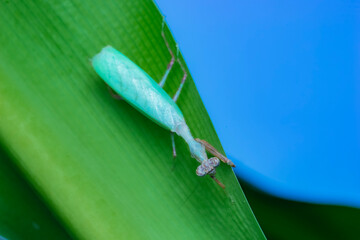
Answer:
92;46;185;131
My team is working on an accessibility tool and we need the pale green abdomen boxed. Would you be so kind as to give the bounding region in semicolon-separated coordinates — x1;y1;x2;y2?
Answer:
92;46;185;131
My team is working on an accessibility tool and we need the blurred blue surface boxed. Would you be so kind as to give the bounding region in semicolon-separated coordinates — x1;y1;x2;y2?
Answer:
155;0;360;207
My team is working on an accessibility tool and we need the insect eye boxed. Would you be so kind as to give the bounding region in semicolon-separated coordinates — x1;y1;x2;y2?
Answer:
196;157;220;177
196;165;207;177
208;157;220;168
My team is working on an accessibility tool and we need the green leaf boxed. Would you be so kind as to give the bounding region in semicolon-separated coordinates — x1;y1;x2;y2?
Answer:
0;147;72;240
242;182;360;240
0;0;264;239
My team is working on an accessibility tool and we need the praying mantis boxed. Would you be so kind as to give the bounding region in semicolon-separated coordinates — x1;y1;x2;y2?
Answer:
91;21;235;188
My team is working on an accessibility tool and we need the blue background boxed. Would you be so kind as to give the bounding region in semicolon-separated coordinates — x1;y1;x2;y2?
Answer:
155;0;360;208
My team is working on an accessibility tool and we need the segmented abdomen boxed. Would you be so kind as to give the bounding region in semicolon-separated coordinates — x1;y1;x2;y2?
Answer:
92;46;185;131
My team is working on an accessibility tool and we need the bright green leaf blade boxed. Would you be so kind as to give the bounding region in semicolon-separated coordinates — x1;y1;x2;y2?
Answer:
242;182;360;240
0;0;264;239
0;147;72;240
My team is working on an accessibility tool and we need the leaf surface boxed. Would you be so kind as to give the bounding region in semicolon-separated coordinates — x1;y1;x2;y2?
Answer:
0;0;264;239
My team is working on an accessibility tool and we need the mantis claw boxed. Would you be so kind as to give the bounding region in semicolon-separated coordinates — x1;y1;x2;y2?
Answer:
195;138;236;168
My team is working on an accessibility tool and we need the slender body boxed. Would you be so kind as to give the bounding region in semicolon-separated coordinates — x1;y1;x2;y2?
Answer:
92;46;207;163
91;27;234;188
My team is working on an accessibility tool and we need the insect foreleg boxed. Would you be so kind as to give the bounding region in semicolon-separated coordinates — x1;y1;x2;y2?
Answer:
195;139;236;167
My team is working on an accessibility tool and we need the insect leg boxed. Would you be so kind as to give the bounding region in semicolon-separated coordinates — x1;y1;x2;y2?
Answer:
195;138;236;167
159;18;175;88
210;175;226;189
171;132;177;158
173;57;188;102
170;132;178;171
107;85;123;100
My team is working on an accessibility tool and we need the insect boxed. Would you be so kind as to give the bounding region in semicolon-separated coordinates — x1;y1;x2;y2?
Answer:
91;22;235;188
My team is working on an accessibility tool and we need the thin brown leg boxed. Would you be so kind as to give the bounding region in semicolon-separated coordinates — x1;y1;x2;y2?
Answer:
195;139;236;167
160;17;188;101
210;175;225;189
